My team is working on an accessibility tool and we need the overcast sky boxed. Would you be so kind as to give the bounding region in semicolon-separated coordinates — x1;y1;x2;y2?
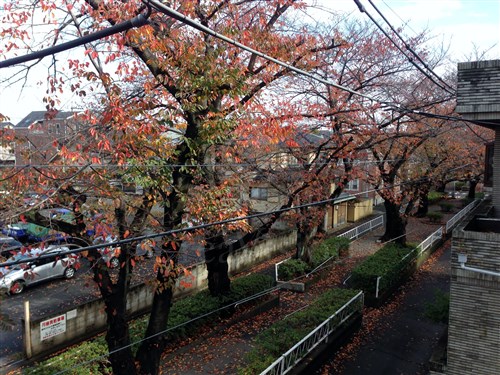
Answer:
1;0;499;124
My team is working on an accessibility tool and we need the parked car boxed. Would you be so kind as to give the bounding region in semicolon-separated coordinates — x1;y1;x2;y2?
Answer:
0;235;23;259
2;222;66;244
0;245;79;295
93;235;121;268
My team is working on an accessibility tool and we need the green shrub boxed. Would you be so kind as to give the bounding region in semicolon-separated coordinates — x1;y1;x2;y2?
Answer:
164;273;275;341
428;191;444;204
424;290;449;323
239;288;361;374
278;236;350;281
439;202;454;212
310;237;349;267
427;211;443;223
29;273;275;373
278;258;309;281
349;243;415;296
25;339;110;375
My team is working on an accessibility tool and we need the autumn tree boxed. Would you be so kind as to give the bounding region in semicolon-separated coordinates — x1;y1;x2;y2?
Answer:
0;1;345;373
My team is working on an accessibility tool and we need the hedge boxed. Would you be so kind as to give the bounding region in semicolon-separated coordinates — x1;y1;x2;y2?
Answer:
239;288;361;374
27;273;275;374
348;242;416;298
278;236;350;281
428;191;444;204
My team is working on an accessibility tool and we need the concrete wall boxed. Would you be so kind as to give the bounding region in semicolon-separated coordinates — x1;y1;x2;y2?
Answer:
347;199;373;222
24;230;297;358
447;222;500;375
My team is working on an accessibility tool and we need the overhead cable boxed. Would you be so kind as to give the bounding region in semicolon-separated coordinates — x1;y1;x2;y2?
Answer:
146;0;498;129
367;0;455;93
146;0;385;104
0;177;427;268
352;0;455;95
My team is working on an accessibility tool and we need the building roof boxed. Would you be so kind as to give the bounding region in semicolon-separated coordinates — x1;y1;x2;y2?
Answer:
15;111;77;128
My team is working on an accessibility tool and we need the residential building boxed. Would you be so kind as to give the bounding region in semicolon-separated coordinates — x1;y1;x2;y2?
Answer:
13;111;81;165
241;130;377;231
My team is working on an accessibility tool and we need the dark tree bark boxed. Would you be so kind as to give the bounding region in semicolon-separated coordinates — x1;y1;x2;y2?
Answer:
435;181;446;193
380;200;407;245
295;221;317;264
205;234;231;296
468;179;478;199
99;255;135;374
94;202;136;374
415;187;430;217
135;245;177;375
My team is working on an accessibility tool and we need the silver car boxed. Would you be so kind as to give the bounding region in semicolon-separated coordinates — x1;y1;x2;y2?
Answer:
0;245;78;295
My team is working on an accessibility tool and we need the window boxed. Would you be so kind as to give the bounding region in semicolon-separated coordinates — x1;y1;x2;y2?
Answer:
346;179;359;191
250;187;268;200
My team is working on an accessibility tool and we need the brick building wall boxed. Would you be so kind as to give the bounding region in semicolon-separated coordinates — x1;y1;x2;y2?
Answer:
448;220;500;374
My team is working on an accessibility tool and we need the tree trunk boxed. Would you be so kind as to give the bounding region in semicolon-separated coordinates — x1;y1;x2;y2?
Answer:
205;234;230;296
295;224;317;264
93;258;136;374
135;283;174;375
380;200;407;245
415;188;429;217
104;291;136;375
468;179;478;199
435;181;446;193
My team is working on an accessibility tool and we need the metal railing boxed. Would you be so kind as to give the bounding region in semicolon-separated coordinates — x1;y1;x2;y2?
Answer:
275;215;384;282
445;199;480;233
260;291;364;375
337;215;384;241
375;200;481;298
416;226;444;255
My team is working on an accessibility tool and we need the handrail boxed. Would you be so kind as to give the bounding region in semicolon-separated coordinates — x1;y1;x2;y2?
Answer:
445;199;480;233
375;199;481;298
337;215;384;241
276;215;384;282
260;291;364;375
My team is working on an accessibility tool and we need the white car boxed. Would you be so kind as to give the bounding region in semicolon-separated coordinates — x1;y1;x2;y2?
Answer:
0;245;78;295
93;235;121;268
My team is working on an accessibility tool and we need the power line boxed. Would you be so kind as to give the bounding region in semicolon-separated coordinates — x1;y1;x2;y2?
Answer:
0;0;496;129
145;0;381;104
367;0;456;93
0;177;427;268
0;158;447;170
145;0;499;129
352;0;455;95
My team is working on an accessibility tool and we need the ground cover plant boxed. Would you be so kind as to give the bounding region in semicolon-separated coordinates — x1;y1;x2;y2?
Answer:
348;242;416;298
